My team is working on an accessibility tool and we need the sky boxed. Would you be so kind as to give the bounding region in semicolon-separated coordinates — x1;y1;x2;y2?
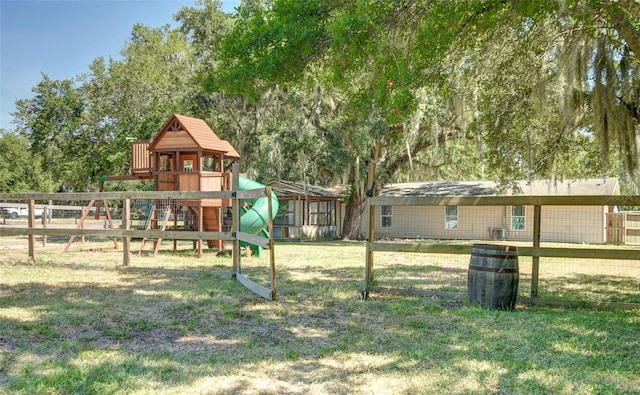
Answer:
0;0;240;131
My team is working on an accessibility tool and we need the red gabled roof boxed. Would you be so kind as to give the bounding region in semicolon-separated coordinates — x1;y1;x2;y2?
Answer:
149;114;240;159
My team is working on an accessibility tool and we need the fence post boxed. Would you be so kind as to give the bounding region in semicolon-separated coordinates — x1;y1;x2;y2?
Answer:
197;206;203;258
364;199;375;298
123;198;130;266
364;162;377;298
531;204;541;297
28;199;35;259
267;186;277;300
232;162;241;276
42;206;48;248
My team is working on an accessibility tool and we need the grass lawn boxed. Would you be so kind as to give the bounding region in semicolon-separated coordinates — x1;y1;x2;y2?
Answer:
0;240;639;394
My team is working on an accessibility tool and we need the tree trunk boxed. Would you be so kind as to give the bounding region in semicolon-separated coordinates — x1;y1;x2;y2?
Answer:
342;160;377;240
342;189;367;240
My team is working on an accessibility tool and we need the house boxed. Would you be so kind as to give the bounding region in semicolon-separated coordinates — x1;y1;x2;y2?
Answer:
365;178;620;244
268;179;345;240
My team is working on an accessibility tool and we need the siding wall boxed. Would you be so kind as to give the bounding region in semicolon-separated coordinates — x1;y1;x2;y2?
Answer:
364;204;608;244
539;206;607;244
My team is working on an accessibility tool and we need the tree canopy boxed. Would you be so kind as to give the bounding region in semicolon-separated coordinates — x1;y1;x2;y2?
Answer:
212;0;639;184
11;24;201;192
4;0;639;230
0;130;54;193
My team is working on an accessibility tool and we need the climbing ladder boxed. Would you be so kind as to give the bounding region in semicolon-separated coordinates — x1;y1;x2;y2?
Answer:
139;204;172;257
63;199;118;252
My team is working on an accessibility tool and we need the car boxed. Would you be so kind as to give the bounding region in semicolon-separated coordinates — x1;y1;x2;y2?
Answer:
1;207;46;219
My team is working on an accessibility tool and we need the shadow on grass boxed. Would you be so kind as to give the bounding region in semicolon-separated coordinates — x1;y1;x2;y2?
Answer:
537;273;640;303
369;259;640;304
1;249;639;393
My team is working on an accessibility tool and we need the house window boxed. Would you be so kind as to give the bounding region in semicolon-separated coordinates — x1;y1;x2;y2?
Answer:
445;205;458;230
381;205;392;228
512;205;525;230
310;200;334;225
274;199;295;226
310;201;318;225
319;201;329;225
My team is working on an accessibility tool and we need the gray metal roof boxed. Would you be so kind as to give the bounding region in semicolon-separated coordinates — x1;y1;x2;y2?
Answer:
268;179;344;199
379;178;620;197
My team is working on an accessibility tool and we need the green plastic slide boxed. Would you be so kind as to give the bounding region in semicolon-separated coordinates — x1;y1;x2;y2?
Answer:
238;176;279;237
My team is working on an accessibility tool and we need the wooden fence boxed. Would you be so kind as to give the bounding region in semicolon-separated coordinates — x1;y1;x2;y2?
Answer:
0;171;277;300
364;194;640;309
607;211;640;245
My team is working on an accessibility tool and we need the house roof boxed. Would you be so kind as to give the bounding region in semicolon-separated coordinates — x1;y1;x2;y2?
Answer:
268;179;344;199
379;178;620;197
149;114;240;159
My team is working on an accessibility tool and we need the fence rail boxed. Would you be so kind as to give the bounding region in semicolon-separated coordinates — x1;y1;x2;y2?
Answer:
365;194;640;309
0;167;277;300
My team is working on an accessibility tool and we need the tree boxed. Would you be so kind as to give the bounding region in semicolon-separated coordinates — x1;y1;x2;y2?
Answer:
205;0;639;236
12;23;202;192
177;0;351;185
82;23;199;180
464;1;639;185
208;1;490;236
213;0;639;175
0;130;55;192
12;75;87;191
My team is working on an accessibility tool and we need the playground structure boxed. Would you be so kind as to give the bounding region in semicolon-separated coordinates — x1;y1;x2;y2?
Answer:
66;114;278;256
